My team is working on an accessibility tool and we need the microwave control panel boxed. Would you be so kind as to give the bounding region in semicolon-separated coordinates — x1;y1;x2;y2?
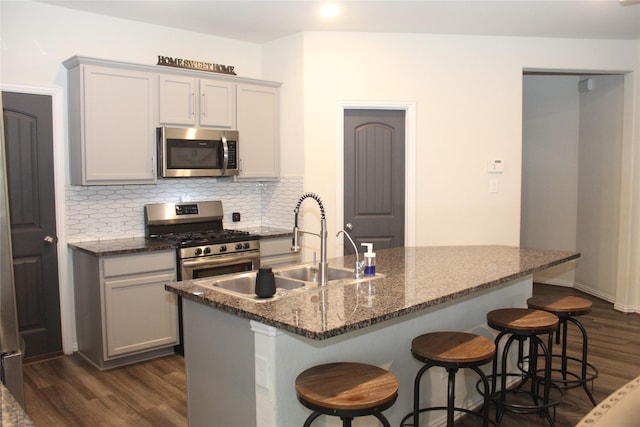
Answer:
227;140;238;169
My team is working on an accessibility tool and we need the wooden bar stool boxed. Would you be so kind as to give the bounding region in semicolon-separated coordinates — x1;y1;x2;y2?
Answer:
527;295;598;405
400;332;496;427
487;308;561;426
295;362;399;427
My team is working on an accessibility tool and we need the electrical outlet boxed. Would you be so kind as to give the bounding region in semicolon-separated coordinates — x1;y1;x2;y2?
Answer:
232;212;241;222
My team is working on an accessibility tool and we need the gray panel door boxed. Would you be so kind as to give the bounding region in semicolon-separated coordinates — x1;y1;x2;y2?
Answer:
2;91;62;359
344;109;405;254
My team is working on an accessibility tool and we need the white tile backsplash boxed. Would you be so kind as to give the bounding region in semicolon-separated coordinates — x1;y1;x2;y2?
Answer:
66;176;303;242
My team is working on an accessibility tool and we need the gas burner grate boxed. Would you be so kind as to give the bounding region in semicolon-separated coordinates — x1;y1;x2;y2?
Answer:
151;229;257;247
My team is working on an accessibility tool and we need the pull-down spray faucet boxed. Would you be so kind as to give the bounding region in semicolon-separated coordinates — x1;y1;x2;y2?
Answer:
291;192;328;286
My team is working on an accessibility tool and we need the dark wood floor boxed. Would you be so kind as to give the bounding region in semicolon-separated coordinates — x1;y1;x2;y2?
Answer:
457;283;640;427
23;352;187;426
23;284;640;426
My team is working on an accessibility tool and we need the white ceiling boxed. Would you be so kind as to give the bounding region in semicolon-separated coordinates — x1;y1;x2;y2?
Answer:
37;0;640;44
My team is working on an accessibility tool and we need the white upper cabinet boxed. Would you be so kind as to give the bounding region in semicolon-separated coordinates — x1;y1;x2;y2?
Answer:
159;75;236;128
64;56;281;184
64;57;157;185
236;83;280;180
200;79;236;128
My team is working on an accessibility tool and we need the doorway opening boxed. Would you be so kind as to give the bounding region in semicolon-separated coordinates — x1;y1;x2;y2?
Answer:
521;72;625;303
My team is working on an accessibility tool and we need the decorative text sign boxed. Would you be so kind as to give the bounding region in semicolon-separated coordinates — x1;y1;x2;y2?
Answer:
157;55;236;75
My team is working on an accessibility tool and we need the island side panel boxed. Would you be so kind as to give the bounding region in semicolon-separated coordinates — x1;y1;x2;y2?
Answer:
182;299;256;427
254;276;533;427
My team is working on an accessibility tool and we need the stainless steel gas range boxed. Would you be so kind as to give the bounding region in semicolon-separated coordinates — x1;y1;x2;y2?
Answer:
145;200;260;280
145;200;260;354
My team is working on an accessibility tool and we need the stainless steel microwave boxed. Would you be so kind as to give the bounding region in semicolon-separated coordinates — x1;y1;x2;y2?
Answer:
157;127;239;178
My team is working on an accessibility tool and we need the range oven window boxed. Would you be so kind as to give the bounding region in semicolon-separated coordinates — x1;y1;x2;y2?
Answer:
167;139;221;170
180;253;260;281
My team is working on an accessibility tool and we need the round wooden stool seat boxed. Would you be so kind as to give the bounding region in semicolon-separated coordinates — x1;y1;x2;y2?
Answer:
412;331;496;365
402;332;496;427
295;362;398;427
487;308;558;334
527;295;592;317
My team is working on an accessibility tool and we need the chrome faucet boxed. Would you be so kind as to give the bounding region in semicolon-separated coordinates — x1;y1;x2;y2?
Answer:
336;229;364;279
292;193;328;286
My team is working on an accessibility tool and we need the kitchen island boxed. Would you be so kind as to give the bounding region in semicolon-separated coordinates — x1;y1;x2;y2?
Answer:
165;245;578;427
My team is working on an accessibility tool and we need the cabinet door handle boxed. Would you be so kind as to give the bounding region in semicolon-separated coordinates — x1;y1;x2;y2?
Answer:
202;93;207;118
191;92;196;117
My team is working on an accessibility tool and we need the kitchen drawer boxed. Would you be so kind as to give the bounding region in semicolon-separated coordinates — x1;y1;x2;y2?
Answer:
103;251;175;277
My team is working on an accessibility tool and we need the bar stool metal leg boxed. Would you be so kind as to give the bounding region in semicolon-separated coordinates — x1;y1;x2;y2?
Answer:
527;296;599;406
567;317;597;405
487;308;561;427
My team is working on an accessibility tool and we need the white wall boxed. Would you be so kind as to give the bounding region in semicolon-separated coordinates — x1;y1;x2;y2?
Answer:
0;1;262;85
262;34;305;177
616;47;640;312
268;33;639;256
287;33;526;249
576;75;625;300
262;32;639;310
521;75;580;285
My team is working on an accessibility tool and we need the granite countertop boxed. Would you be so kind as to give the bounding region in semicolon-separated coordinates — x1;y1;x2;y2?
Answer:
68;227;292;257
68;237;176;256
1;384;34;427
166;245;579;340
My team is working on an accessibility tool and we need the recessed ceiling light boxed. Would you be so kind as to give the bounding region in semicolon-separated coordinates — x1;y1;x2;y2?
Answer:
320;3;340;18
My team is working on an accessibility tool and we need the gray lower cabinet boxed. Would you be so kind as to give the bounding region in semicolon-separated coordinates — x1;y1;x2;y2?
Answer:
73;249;178;369
260;236;301;267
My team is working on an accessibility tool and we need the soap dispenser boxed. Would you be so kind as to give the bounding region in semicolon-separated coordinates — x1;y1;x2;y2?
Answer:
361;243;376;276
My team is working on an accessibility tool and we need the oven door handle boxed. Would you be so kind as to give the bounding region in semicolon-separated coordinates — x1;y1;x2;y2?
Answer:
181;251;259;269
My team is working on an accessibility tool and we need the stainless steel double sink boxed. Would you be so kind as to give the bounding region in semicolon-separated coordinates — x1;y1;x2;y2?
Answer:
192;264;382;302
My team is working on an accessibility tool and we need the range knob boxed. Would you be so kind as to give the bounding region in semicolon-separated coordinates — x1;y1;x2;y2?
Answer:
235;243;243;250
243;242;251;249
194;247;203;256
219;245;227;252
203;247;211;254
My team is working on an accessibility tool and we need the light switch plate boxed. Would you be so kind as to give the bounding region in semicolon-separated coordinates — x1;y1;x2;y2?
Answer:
490;179;499;193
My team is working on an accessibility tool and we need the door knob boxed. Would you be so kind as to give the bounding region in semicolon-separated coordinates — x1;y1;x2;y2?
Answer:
346;223;353;230
44;235;55;245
